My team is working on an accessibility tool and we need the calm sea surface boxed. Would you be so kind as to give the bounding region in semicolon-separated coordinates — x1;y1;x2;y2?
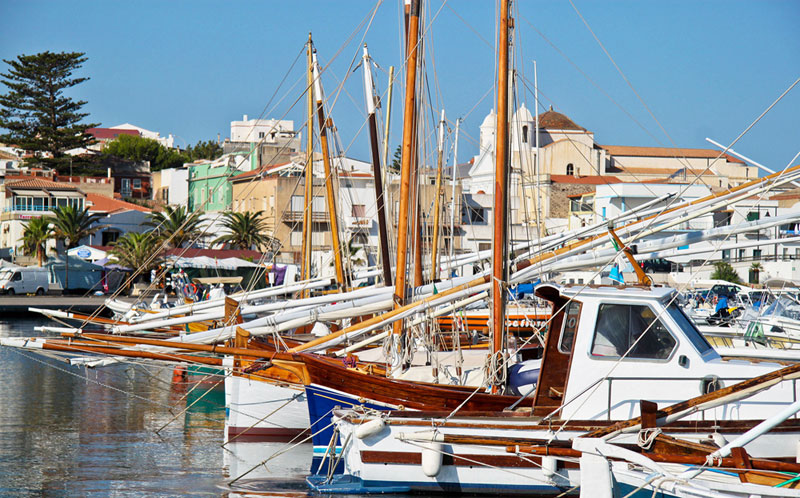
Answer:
0;315;312;498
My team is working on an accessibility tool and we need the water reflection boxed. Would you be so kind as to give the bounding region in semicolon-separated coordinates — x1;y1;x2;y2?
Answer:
0;315;240;497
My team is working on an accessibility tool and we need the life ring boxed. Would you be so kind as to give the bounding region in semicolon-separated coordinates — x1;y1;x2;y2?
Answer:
183;282;197;298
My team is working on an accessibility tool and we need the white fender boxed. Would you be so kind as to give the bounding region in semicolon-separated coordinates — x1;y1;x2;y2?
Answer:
421;432;445;477
355;418;385;439
541;455;557;478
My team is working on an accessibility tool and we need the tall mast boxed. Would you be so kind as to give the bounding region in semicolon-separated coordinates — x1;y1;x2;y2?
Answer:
312;50;349;292
490;0;511;393
391;0;421;345
361;44;393;287
300;33;315;297
430;109;446;281
449;118;460;264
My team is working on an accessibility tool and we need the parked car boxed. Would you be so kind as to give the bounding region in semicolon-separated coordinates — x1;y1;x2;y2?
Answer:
0;267;49;295
640;258;673;273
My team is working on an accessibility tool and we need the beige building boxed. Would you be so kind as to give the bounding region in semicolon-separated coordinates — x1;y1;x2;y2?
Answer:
466;106;752;236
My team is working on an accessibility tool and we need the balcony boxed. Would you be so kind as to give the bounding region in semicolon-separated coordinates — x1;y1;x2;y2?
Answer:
281;210;330;224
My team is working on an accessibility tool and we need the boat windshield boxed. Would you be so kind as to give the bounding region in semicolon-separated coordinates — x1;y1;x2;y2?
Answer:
761;297;800;320
666;302;713;355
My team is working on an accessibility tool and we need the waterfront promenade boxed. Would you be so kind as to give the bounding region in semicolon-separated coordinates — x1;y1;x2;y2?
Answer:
0;295;134;314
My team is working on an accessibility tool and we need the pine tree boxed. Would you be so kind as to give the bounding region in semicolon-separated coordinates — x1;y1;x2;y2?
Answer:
0;51;97;164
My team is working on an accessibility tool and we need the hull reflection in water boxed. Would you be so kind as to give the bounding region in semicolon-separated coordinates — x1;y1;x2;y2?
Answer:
223;441;313;496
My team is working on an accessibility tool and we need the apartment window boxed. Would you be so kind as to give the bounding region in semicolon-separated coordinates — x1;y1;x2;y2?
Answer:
15;196;30;211
753;249;762;261
738;249;746;261
352;204;366;218
262;196;267;211
466;206;487;224
258;131;265;139
290;227;302;247
312;196;325;212
291;195;304;212
522;125;528;144
312;229;325;246
566;163;574;176
722;249;730;261
133;178;142;189
121;178;131;195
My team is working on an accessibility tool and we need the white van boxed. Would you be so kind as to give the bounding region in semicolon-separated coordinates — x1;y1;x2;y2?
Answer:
0;267;49;295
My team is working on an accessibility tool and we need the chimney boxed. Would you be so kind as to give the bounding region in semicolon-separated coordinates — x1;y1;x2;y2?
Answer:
243;114;248;122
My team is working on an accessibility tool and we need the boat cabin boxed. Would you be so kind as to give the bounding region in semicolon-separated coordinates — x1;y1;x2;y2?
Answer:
531;284;797;421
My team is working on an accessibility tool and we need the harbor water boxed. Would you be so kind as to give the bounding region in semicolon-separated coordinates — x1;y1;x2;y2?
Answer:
0;315;312;497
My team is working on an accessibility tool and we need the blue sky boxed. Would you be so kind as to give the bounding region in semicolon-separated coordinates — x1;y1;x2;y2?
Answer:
1;1;798;173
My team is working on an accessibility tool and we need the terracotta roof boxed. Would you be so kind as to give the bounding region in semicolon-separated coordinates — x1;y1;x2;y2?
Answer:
166;248;264;260
87;127;140;140
537;110;585;131
566;191;595;198
600;144;746;164
86;193;151;214
616;166;716;176
339;171;372;178
769;188;800;201
550;175;622;185
5;178;79;191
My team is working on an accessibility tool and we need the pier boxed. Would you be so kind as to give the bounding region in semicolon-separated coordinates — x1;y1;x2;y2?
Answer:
0;296;133;314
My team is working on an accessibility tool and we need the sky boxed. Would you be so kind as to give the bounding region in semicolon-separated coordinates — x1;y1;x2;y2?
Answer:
1;0;798;173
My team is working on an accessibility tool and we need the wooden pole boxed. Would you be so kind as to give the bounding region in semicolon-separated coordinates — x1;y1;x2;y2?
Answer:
300;33;315;297
362;44;393;288
430;109;446;281
392;0;421;336
489;0;511;393
312;51;349;291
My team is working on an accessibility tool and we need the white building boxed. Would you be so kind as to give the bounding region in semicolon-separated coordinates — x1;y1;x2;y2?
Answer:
152;167;190;206
230;115;298;144
112;123;175;149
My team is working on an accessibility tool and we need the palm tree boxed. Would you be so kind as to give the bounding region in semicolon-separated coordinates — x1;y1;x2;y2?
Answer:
51;205;105;293
211;211;273;251
20;216;53;267
110;232;158;282
145;205;204;249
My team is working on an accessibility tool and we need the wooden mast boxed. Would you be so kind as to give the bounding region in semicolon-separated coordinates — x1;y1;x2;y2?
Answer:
391;0;421;342
490;0;511;393
300;33;315;297
430;109;446;281
361;44;393;288
311;50;349;291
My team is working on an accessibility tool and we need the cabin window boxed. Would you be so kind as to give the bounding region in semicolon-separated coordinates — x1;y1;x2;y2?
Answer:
558;301;582;354
591;304;676;360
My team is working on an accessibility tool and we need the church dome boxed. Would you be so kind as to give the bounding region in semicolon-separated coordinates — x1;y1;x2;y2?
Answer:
513;103;533;123
537;106;585;131
480;108;496;129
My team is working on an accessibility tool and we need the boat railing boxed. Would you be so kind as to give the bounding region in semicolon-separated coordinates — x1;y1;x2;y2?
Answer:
601;376;799;420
